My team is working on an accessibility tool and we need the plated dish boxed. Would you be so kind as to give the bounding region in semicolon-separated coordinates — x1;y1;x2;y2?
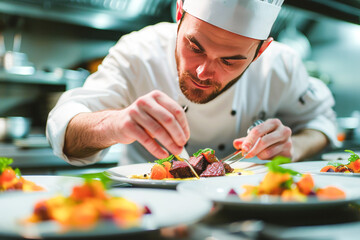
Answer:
281;149;360;177
1;156;85;194
1;157;44;192
177;174;360;209
0;188;212;238
177;157;360;209
0;175;85;195
320;150;360;173
106;161;267;188
281;161;360;177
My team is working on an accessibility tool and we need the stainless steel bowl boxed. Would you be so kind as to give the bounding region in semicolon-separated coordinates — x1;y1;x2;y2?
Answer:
0;117;31;141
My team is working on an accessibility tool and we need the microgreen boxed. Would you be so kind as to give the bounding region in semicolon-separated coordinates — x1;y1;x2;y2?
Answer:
345;150;360;163
155;155;174;166
14;168;21;178
78;172;112;188
265;156;301;176
193;148;215;157
327;161;343;167
280;179;293;189
0;157;13;173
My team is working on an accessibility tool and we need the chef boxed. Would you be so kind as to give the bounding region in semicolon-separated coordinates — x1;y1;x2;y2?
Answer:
47;0;337;166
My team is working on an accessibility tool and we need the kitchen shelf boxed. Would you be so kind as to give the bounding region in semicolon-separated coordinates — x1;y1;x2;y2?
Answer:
0;69;66;86
0;68;89;90
0;0;174;31
286;0;360;25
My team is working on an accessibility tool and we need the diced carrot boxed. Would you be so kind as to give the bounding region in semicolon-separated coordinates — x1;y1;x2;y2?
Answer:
258;172;291;195
0;168;17;183
89;180;108;200
348;159;360;173
162;161;174;178
150;164;167;180
316;186;346;200
70;201;99;229
70;184;93;201
240;185;258;200
296;174;314;195
281;187;307;202
354;159;360;172
320;165;337;172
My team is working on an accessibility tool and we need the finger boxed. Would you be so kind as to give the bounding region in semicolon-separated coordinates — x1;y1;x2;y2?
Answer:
244;137;263;158
256;140;292;160
126;121;170;159
233;137;246;150
151;91;190;140
246;124;290;156
134;93;188;148
142;98;187;147
128;105;183;155
241;119;284;152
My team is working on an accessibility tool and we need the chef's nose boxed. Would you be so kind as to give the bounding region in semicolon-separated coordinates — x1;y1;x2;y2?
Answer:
196;60;215;80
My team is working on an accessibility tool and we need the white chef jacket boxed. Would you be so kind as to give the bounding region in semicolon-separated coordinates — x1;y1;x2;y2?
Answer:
46;22;338;166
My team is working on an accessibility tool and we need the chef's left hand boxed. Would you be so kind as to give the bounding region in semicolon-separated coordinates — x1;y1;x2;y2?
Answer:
233;119;293;160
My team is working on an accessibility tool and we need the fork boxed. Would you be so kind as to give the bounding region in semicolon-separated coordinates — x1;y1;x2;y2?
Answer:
221;119;264;165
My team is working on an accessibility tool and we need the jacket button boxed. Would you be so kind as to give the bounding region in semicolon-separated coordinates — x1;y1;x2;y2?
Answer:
230;110;236;116
218;144;225;151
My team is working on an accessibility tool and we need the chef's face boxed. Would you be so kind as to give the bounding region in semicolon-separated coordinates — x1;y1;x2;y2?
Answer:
175;13;262;104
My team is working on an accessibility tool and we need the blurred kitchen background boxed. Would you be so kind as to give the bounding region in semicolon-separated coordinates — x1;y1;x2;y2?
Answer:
0;0;359;174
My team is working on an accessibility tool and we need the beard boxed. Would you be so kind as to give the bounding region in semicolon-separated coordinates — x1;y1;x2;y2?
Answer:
175;52;246;104
178;71;222;104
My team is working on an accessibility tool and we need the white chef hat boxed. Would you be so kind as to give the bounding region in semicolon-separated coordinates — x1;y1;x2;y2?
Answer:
182;0;284;40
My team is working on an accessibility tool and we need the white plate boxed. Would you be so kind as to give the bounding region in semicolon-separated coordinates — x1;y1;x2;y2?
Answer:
177;174;360;209
106;162;267;188
280;161;360;177
0;176;84;195
322;151;360;161
0;188;212;238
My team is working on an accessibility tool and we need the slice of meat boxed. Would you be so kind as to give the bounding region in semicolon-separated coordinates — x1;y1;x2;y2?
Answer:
188;155;209;174
223;163;234;173
169;161;196;178
200;162;226;177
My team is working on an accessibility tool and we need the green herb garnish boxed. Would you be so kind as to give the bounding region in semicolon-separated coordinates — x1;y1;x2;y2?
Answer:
155;155;174;166
193;148;215;157
0;157;13;173
265;156;301;176
327;161;343;167
78;172;112;188
345;150;360;163
280;179;293;189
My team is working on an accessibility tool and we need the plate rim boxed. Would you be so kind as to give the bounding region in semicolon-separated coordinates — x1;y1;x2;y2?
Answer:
106;162;267;188
0;188;212;238
176;174;360;208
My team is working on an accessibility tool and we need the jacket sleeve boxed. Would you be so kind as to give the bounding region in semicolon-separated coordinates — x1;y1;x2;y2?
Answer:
46;35;140;166
273;46;339;147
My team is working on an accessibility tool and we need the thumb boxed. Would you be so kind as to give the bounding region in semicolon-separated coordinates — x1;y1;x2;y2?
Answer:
233;137;246;150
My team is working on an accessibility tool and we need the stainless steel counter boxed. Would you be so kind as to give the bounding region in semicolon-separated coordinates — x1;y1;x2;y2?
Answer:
0;142;122;175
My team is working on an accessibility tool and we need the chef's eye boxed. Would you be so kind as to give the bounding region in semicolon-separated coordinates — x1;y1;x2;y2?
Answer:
221;59;233;66
189;45;202;54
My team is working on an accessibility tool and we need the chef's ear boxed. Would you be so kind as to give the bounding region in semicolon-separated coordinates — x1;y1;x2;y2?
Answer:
253;37;273;61
176;0;184;23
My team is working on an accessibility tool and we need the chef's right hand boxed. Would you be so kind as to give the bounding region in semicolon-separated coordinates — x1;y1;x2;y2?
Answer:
112;90;190;159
